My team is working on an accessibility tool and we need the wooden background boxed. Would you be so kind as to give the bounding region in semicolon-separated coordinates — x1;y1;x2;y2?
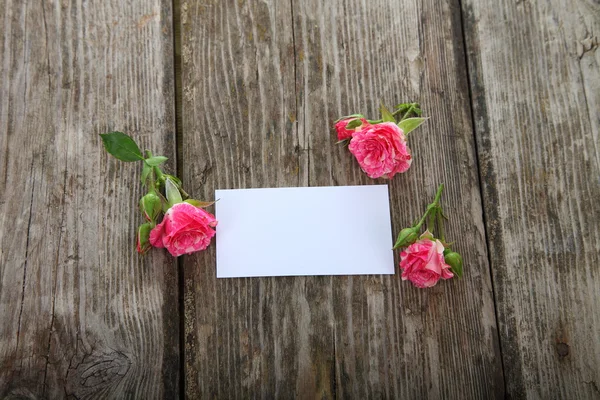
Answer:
1;0;598;398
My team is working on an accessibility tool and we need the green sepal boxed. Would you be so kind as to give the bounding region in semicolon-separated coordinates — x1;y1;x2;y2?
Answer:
165;177;183;207
165;174;182;186
427;210;436;234
398;117;428;135
395;102;422;118
395;103;412;112
380;104;395;123
144;156;168;167
136;222;153;254
155;191;170;213
419;230;434;241
184;199;216;208
100;132;144;162
334;114;364;123
345;118;363;130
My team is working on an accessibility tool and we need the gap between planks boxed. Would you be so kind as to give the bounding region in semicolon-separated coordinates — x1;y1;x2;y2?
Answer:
455;0;507;393
171;0;186;397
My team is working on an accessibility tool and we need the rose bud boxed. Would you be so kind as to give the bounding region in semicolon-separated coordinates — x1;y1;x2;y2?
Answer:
140;192;162;222
393;227;419;249
335;117;370;141
443;250;463;278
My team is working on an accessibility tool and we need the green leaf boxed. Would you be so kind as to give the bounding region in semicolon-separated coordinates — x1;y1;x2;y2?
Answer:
345;118;363;130
398;117;428;134
165;177;183;206
380;104;395;123
144;156;168;167
184;199;216;208
99;132;144;162
141;163;152;186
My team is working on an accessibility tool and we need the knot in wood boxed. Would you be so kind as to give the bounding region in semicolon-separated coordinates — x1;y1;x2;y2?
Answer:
556;342;570;358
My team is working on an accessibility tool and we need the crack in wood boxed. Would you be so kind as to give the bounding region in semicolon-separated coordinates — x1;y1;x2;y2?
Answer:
456;0;507;396
15;158;36;366
42;163;68;396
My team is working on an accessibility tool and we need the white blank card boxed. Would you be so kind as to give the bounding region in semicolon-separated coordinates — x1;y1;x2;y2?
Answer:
215;185;394;278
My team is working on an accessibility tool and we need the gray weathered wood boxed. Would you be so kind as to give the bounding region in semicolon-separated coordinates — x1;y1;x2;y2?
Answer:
462;0;600;398
0;1;179;398
180;0;336;397
181;0;503;397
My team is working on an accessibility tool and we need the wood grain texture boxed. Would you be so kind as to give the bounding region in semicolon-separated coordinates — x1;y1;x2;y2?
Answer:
0;1;179;398
180;1;336;397
181;0;503;397
462;0;600;398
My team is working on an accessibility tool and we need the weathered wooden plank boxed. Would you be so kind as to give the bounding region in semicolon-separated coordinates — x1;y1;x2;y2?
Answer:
180;1;336;397
182;0;503;397
462;0;600;398
293;0;504;397
0;1;178;398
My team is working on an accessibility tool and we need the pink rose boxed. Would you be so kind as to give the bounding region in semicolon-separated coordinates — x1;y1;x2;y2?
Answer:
149;202;218;257
335;118;370;141
348;122;412;179
399;238;453;288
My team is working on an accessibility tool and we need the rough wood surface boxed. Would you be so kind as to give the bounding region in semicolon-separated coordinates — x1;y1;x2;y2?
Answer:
0;1;179;398
462;0;600;398
181;0;503;397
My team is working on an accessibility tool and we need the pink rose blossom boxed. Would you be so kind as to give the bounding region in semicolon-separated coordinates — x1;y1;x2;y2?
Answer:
348;122;412;179
335;118;370;141
149;202;218;257
399;238;453;288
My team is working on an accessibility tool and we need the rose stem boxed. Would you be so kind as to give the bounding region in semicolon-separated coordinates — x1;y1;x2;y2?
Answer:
415;184;445;229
